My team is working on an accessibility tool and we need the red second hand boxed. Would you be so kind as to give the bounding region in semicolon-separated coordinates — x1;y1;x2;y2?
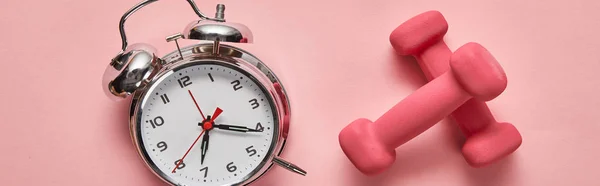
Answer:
171;107;223;174
210;107;223;122
188;90;206;120
172;129;204;173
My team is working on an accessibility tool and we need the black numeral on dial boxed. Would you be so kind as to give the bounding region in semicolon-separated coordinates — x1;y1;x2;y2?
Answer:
160;94;170;104
199;167;208;178
226;162;237;172
231;80;243;91
255;122;264;132
249;98;260;109
246;146;257;157
178;76;192;88
148;116;165;128
174;159;186;170
157;141;168;152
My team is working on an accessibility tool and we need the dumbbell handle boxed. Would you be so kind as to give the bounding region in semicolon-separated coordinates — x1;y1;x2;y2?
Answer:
415;41;496;135
415;42;451;80
374;72;470;149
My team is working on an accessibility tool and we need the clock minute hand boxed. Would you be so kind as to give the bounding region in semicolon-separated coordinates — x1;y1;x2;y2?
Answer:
214;124;262;133
200;130;210;165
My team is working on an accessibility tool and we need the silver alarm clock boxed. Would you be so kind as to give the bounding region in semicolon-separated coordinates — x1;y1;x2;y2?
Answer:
101;0;306;185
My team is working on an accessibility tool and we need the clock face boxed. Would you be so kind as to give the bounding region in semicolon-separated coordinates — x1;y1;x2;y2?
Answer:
135;62;278;186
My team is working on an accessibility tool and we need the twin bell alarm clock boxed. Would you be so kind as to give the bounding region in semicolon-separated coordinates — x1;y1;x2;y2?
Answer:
101;0;306;185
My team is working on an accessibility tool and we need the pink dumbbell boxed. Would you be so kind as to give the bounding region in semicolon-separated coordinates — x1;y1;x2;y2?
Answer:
389;11;522;167
339;43;507;175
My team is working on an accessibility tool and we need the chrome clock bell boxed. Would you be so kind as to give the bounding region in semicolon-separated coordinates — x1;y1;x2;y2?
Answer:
102;0;306;185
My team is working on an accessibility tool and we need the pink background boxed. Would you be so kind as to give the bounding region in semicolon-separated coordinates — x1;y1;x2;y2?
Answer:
1;0;600;185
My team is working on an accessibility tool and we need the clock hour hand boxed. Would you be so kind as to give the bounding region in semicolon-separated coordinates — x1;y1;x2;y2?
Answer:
200;130;210;165
214;124;262;133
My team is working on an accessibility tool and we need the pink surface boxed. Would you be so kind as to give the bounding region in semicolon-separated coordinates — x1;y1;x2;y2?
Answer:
1;0;600;185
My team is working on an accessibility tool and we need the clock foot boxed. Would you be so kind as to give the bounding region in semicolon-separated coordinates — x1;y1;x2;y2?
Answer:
272;157;307;176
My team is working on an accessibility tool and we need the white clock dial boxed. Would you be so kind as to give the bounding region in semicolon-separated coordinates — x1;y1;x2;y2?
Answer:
136;62;278;186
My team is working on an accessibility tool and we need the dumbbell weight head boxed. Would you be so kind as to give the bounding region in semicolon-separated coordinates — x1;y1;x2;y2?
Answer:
390;11;448;56
450;42;507;101
339;118;396;175
462;122;522;166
